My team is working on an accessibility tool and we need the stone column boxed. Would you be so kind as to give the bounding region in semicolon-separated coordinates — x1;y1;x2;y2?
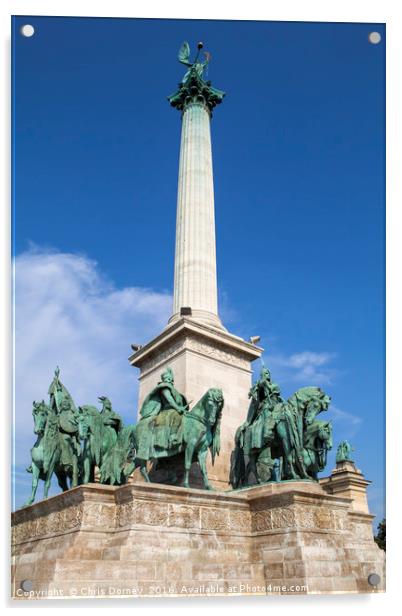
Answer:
167;61;226;331
170;101;222;329
130;55;262;490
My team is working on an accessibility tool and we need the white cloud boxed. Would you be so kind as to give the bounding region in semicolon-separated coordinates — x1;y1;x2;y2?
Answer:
266;350;338;385
13;247;364;506
329;404;363;438
13;247;172;470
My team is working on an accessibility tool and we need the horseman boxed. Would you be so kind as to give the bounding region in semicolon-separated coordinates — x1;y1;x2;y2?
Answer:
136;367;189;459
48;366;77;414
277;387;331;479
238;367;283;451
47;368;80;481
140;367;188;419
57;398;80;483
98;396;123;434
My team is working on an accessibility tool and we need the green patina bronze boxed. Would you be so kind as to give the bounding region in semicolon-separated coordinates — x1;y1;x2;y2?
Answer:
26;377;81;505
48;365;77;414
230;368;333;488
336;440;354;463
25;367;224;504
76;400;119;484
76;397;135;486
168;41;225;114
128;369;223;490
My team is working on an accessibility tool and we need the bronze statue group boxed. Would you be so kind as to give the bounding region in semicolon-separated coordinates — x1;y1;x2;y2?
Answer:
26;365;334;506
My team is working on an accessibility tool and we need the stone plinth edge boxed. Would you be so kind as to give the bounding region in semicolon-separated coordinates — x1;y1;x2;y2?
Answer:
12;481;385;598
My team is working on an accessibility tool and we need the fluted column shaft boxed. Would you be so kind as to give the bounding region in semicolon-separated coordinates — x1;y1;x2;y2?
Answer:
169;101;223;329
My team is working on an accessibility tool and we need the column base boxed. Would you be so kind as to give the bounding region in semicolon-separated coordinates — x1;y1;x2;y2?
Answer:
168;309;227;332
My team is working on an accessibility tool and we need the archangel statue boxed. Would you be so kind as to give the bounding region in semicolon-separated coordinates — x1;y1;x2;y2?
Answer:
168;41;225;113
177;41;209;83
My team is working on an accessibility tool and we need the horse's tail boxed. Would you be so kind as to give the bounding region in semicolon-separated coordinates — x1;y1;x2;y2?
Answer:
321;447;328;469
229;443;245;489
91;413;103;466
211;419;221;466
117;425;137;463
111;447;124;485
210;394;224;465
99;425;137;485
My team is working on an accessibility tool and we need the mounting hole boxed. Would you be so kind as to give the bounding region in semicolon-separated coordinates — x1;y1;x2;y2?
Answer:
20;579;33;591
20;24;35;38
368;32;381;45
368;573;381;586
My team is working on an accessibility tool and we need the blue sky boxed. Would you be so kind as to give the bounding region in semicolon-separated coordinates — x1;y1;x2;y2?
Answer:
12;16;385;520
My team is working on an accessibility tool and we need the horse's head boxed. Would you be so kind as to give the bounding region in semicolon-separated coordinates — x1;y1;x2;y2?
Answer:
203;388;224;426
200;388;224;466
32;400;49;435
317;421;333;450
291;386;331;425
98;396;112;413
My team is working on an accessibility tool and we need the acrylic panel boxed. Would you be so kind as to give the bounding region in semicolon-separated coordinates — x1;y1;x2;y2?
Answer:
11;16;385;598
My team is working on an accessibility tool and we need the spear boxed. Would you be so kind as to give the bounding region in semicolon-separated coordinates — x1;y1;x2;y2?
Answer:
193;41;204;63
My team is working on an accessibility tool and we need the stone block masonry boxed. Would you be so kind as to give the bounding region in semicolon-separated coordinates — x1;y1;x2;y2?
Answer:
12;480;385;599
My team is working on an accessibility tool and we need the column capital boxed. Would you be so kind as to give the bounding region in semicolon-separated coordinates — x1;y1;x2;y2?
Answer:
168;66;225;116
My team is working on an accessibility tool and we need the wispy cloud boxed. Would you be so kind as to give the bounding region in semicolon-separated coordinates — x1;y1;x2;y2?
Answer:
13;247;172;505
330;404;363;438
267;350;338;386
13;247;365;508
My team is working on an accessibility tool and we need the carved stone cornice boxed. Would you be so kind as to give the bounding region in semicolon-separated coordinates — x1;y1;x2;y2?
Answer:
129;317;262;376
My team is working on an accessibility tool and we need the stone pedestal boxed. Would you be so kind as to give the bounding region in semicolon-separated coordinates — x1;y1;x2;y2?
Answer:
319;460;371;514
130;317;262;489
12;481;385;599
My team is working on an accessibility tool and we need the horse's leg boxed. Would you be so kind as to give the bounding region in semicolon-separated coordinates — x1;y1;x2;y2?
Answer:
123;459;136;479
43;466;54;499
198;446;212;490
284;450;297;479
246;453;260;484
83;451;91;484
245;458;252;484
236;446;246;488
71;455;79;488
276;423;297;479
231;445;245;488
183;440;196;488
304;450;317;480
252;453;261;484
25;462;40;506
139;460;150;482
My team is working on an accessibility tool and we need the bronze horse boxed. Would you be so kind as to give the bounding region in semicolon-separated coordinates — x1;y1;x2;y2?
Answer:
230;387;332;488
128;388;224;490
26;401;80;505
